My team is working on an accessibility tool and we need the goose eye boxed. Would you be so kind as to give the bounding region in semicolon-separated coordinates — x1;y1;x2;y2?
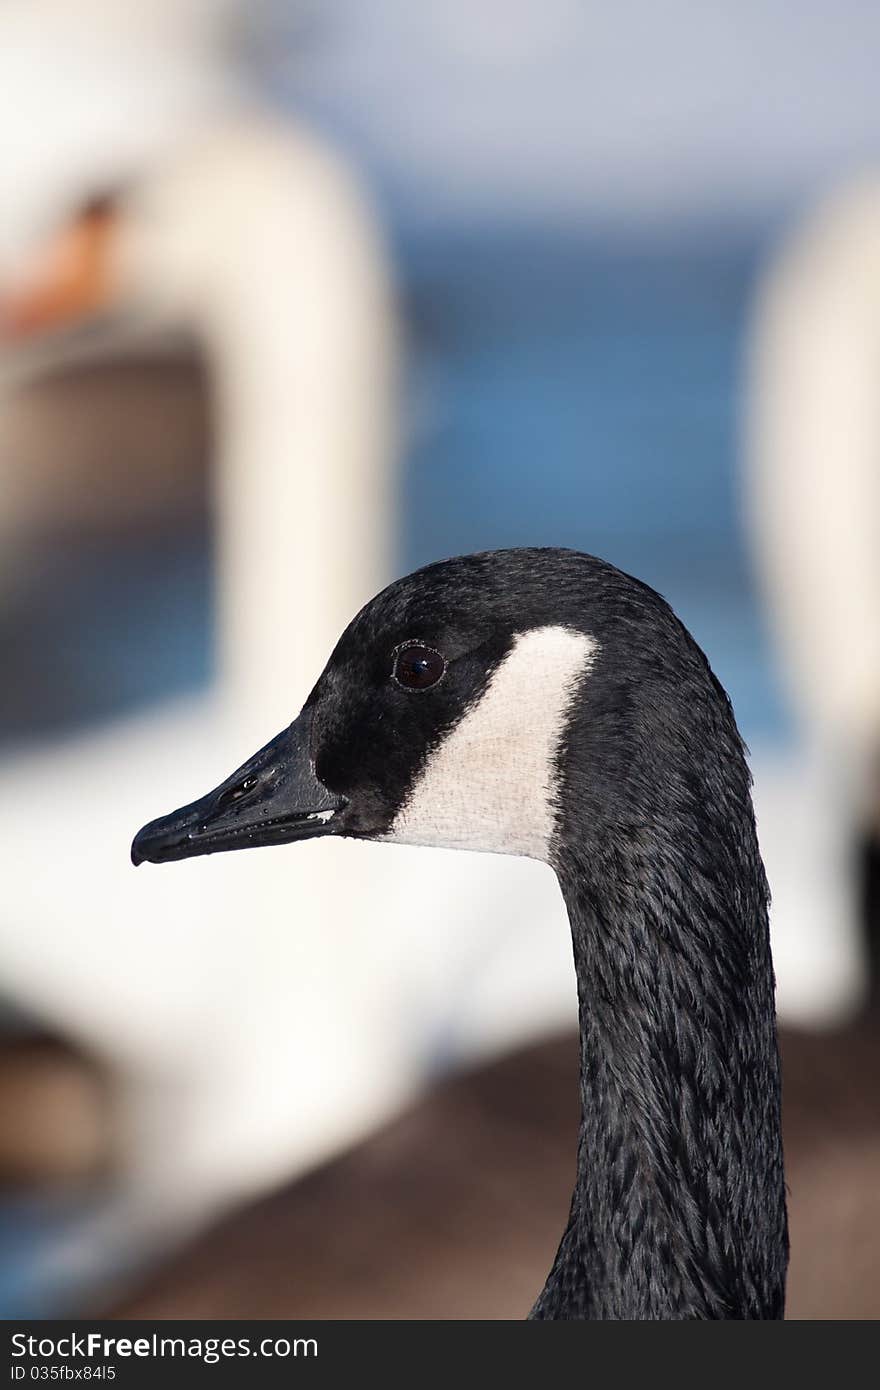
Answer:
392;643;446;691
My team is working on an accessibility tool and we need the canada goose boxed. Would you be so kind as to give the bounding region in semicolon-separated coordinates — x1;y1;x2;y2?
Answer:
133;548;788;1320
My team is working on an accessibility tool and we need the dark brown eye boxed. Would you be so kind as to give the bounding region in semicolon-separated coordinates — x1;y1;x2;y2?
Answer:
392;643;446;691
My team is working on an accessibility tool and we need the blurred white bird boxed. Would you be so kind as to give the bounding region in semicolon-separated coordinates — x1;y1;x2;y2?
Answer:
0;3;575;1267
746;180;880;1026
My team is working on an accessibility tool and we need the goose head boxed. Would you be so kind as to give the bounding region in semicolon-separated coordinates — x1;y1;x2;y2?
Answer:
132;546;753;881
132;547;788;1319
132;549;602;866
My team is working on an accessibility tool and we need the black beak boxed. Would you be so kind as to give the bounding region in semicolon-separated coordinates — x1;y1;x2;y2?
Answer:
131;708;345;866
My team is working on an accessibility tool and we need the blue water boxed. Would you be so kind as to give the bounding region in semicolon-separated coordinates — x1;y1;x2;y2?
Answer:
404;239;741;554
0;1195;108;1318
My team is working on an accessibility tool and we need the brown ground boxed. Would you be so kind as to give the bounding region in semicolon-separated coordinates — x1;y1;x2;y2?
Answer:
112;1022;880;1321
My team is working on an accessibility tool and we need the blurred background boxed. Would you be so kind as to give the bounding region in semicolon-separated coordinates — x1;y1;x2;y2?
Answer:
1;0;879;1319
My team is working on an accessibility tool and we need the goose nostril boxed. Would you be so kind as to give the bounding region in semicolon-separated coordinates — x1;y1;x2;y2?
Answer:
215;775;260;813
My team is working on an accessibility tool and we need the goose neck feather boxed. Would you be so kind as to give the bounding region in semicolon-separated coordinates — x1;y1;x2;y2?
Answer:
533;641;788;1319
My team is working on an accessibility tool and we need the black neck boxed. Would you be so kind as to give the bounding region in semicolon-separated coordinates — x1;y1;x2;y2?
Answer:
531;820;788;1320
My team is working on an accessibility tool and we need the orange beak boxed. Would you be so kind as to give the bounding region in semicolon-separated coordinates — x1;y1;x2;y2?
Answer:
0;200;118;340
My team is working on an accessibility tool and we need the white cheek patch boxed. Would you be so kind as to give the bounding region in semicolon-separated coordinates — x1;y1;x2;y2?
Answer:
385;625;597;860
